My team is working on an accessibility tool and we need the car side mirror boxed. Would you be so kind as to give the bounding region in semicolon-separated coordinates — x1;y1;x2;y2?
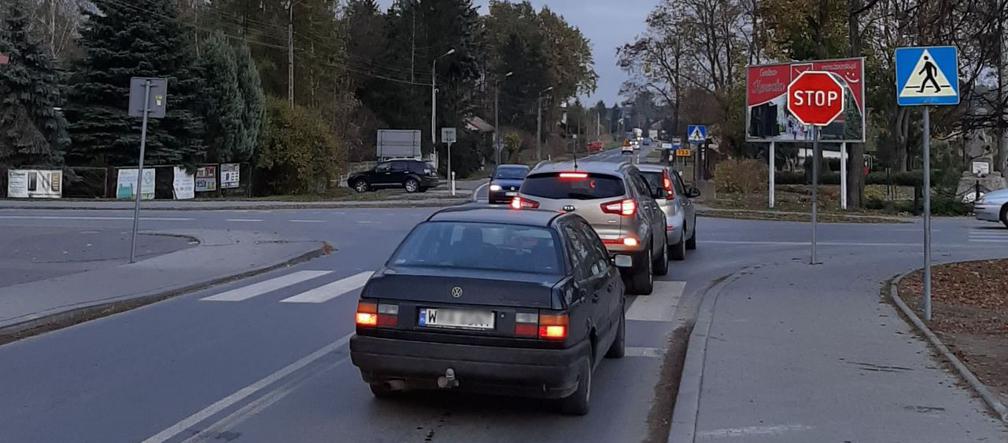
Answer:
687;187;701;198
612;255;633;268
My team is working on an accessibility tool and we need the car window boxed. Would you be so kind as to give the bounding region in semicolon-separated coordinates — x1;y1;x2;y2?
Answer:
628;172;651;199
640;171;667;199
390;161;408;172
672;171;687;196
375;162;391;173
521;172;625;200
573;219;609;278
562;223;593;281
494;166;529;180
390;222;561;274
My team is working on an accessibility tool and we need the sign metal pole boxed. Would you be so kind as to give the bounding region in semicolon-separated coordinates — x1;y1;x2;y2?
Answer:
923;107;932;321
769;141;775;208
448;141;454;196
841;142;848;210
811;127;819;265
129;80;151;264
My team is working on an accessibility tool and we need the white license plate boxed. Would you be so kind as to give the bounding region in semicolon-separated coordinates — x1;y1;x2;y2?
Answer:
418;308;495;330
505;191;517;196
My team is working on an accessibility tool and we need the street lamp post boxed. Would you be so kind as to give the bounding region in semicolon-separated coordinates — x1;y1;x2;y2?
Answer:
494;71;513;165
287;0;302;107
432;49;456;152
536;86;553;162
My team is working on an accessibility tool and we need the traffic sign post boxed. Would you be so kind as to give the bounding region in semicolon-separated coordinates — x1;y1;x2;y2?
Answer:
787;71;845;265
895;46;960;321
441;128;456;196
127;77;167;264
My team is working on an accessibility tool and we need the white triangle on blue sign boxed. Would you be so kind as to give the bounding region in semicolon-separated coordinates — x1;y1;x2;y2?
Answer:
899;49;956;98
690;127;704;141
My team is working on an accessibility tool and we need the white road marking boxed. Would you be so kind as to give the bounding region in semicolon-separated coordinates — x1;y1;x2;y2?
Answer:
625;347;665;358
702;240;921;247
141;334;353;443
0;215;194;221
280;271;374;303
200;271;332;302
473;182;489;201
225;218;263;222
288;219;325;223
357;220;376;224
697;424;814;439
627;281;685;322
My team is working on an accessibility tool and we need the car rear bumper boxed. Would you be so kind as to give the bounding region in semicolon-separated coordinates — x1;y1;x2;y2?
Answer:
975;204;1001;222
488;190;519;204
350;335;588;398
420;177;440;188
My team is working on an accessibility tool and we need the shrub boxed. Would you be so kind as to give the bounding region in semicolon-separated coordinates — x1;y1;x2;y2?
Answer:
254;97;344;195
715;159;767;194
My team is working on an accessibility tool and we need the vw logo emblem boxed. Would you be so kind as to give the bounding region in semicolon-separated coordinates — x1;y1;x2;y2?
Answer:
450;286;463;298
563;205;575;212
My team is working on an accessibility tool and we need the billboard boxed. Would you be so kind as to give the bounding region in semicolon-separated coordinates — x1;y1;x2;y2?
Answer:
7;170;62;198
221;163;240;189
746;58;865;143
195;166;217;192
116;168;155;200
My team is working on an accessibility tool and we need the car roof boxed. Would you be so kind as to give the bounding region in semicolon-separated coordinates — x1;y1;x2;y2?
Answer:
427;206;566;228
528;160;633;176
496;164;529;169
635;163;669;173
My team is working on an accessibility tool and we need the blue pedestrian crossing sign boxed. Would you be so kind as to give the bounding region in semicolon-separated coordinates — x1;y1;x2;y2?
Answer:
895;46;959;106
687;125;707;143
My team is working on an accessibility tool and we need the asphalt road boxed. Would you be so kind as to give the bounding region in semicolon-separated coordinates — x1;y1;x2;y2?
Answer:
1;145;1006;442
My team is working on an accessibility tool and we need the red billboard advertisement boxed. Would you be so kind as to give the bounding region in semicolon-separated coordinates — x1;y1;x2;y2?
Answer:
746;58;865;143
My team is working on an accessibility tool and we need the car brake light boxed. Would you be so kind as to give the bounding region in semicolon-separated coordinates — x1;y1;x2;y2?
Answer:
663;171;676;200
511;196;539;209
623;237;639;247
538;312;569;340
559;172;588;179
601;198;636;216
515;312;538;338
377;303;398;327
356;301;377;327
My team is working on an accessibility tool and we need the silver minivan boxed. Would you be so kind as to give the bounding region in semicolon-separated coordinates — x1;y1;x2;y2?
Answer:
514;161;668;295
636;164;700;260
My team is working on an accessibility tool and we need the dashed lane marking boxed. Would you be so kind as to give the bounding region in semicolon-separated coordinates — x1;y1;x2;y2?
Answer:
200;271;332;302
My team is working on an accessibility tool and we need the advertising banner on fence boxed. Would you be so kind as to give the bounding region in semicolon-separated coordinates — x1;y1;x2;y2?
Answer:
116;168;155;200
221;163;240;189
746;58;865;143
195;166;217;192
173;167;195;199
7;170;63;198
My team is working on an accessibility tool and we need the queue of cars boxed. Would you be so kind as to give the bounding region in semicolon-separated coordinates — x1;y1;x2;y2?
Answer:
350;150;701;415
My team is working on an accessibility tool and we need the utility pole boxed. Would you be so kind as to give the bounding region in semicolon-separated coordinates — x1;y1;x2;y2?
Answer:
536;86;553;161
288;0;295;107
410;9;416;83
495;72;513;165
432;49;455;149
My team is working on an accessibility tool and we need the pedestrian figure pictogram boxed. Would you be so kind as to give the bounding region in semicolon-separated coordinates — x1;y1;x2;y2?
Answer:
896;47;959;105
917;55;941;93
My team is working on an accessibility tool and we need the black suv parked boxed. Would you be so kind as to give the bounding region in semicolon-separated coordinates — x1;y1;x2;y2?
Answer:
349;160;440;193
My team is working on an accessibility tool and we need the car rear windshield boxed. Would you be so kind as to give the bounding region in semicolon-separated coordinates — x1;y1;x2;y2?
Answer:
521;172;625;200
494;166;529;180
390;222;561;274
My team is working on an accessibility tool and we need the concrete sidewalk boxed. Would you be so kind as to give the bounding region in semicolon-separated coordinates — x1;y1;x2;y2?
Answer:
671;246;1008;442
0;229;326;340
0;197;469;211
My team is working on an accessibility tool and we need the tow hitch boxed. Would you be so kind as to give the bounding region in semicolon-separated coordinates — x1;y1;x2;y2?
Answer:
437;368;459;389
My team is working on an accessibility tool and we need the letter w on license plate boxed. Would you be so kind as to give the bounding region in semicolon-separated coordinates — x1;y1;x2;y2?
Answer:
418;308;495;330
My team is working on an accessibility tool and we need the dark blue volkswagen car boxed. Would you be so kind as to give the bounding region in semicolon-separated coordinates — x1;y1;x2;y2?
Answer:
487;164;530;204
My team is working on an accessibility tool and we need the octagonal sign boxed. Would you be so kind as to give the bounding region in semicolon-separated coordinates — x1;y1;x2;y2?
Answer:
787;71;845;127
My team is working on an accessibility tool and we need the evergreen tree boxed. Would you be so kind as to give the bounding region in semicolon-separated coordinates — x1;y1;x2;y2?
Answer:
233;41;264;163
199;32;242;163
64;0;205;166
0;0;69;167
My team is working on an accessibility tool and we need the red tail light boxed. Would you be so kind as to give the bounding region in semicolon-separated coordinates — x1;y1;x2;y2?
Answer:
515;312;539;338
511;196;540;209
663;171;676;200
558;172;588;179
538;312;569;340
601;198;636;216
356;301;377;327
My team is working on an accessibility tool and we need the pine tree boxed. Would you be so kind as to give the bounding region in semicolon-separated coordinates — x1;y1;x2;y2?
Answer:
64;0;205;166
232;41;263;163
0;0;70;168
199;32;242;163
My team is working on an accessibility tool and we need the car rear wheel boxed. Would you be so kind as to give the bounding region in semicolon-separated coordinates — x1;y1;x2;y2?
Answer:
671;231;686;261
404;178;419;193
653;241;669;276
353;179;369;193
559;355;592;415
628;248;654;295
605;301;626;359
686;224;697;250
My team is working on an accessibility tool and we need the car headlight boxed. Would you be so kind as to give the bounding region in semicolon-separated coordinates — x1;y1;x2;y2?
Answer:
489;184;502;191
975;195;985;204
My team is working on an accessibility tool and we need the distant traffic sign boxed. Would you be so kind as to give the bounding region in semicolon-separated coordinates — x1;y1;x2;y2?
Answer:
675;148;692;158
895;46;959;106
786;71;844;126
687;125;707;143
441;127;456;144
128;77;167;119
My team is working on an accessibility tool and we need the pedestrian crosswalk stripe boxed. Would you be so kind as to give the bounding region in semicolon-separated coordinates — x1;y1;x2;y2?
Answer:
201;271;332;302
279;271;374;304
626;281;685;322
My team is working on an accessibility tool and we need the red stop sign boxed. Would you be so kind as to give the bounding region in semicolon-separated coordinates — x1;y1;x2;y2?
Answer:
787;71;845;126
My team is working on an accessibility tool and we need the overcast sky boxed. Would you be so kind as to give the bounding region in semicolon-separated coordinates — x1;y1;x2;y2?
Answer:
374;0;653;107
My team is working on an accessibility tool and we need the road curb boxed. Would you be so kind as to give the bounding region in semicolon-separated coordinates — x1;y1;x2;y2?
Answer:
695;208;910;224
667;269;747;443
888;272;1008;423
0;199;470;211
0;241;330;345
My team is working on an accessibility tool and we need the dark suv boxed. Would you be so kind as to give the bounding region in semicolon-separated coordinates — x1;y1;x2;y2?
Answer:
349;159;439;193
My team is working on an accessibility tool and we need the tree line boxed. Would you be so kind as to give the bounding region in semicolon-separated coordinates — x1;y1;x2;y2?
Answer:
0;0;597;195
618;0;1008;208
